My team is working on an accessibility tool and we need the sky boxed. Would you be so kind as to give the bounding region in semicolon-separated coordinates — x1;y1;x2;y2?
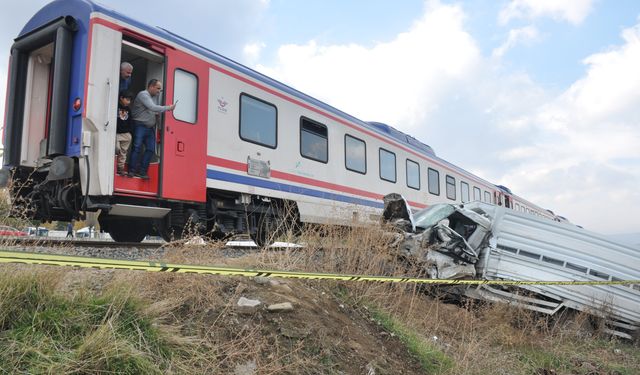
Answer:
1;0;639;235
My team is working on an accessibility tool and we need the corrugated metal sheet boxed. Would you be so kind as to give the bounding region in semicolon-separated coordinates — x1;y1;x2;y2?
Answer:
465;202;640;337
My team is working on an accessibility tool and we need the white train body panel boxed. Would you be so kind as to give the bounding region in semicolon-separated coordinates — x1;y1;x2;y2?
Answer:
203;60;543;226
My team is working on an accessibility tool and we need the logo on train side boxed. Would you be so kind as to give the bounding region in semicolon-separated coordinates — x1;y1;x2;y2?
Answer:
217;97;228;114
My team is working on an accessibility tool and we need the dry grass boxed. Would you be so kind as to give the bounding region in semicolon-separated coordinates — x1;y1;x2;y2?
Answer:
0;198;638;373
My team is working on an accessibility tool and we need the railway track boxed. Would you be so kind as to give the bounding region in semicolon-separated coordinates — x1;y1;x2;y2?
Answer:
0;235;296;262
0;236;164;249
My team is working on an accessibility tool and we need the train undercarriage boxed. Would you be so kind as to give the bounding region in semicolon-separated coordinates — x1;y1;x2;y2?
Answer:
5;157;300;245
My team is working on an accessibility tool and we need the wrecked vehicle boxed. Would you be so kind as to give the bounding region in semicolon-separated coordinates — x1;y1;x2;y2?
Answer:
383;194;640;339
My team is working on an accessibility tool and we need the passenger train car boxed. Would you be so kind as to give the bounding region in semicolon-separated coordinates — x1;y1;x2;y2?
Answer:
1;0;557;243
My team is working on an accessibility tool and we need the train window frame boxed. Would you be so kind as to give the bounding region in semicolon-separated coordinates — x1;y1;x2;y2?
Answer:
445;175;456;200
299;117;328;163
428;168;440;195
461;181;470;203
345;134;367;174
406;159;420;190
379;148;397;183
172;68;198;124
484;191;492;203
239;93;278;149
473;186;481;201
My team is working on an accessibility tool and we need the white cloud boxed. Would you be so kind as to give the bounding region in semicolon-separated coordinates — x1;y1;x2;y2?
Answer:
496;22;640;232
492;26;539;58
255;2;481;130
560;24;640;124
499;0;594;25
243;42;266;62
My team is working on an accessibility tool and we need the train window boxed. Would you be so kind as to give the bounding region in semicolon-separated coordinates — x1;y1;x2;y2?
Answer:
484;191;491;203
406;159;420;190
300;117;328;163
379;148;396;183
461;181;470;203
445;175;456;200
345;134;366;174
428;168;440;195
173;69;198;123
473;187;481;201
239;94;277;148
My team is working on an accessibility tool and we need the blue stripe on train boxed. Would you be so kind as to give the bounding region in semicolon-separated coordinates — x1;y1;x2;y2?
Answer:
206;169;384;209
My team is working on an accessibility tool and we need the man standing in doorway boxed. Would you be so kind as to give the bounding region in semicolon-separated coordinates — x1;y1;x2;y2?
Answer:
119;62;133;91
129;79;175;179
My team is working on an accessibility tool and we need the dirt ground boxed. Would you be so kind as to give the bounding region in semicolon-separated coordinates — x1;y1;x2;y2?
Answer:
3;243;638;374
217;277;426;374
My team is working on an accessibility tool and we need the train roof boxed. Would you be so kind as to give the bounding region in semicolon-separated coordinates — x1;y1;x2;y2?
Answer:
20;1;548;211
367;122;435;156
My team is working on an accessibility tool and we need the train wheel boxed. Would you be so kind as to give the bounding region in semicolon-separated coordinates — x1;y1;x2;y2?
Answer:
250;201;300;247
252;211;276;248
107;218;149;243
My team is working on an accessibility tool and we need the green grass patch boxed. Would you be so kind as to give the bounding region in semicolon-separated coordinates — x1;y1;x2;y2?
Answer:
369;306;454;374
516;346;571;372
515;341;640;375
0;271;175;374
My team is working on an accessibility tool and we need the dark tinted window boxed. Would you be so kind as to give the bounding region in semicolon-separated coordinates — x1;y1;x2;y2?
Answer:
461;181;470;203
406;159;420;190
300;118;328;163
239;94;277;148
446;175;456;200
473;187;481;201
345;135;366;174
428;168;440;195
379;148;396;182
484;191;492;203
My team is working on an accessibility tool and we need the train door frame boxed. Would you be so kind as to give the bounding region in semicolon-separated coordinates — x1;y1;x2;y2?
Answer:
19;43;54;167
112;34;167;197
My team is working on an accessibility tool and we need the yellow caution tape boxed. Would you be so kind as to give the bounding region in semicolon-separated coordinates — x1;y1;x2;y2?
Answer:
0;250;639;286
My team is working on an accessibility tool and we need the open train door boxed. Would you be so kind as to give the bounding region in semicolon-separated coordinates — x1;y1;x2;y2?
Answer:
161;49;208;203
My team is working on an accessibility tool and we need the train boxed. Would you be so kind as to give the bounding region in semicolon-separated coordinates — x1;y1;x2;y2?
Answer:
1;0;560;244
